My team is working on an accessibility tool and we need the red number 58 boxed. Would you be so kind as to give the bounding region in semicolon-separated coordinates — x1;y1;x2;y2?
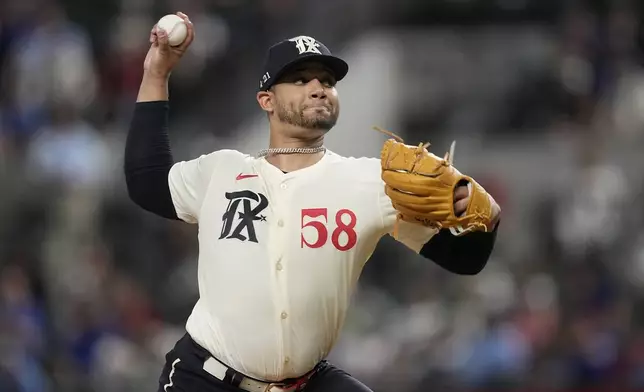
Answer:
301;208;358;251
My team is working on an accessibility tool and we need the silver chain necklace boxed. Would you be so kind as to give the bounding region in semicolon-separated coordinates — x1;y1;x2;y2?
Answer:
256;146;326;158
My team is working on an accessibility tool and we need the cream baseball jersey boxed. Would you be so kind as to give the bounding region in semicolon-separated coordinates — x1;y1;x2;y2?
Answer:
167;149;438;382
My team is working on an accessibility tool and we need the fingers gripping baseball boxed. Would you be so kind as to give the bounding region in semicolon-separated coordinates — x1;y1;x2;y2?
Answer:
144;12;195;78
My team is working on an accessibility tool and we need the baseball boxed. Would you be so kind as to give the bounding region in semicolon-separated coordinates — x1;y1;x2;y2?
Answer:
157;14;187;46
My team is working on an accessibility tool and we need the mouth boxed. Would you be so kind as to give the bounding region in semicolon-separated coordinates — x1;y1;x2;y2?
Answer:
303;105;331;112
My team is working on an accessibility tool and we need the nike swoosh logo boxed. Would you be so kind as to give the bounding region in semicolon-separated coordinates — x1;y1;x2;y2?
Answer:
236;173;259;181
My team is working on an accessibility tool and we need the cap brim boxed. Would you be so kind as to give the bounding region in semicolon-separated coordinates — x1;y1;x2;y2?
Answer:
263;54;349;90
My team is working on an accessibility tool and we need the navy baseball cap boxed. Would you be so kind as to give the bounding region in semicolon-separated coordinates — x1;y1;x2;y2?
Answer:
258;36;349;91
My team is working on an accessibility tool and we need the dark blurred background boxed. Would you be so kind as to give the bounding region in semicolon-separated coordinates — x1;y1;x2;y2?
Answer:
2;0;644;391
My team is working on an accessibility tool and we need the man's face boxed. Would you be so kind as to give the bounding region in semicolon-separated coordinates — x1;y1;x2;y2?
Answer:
269;62;340;131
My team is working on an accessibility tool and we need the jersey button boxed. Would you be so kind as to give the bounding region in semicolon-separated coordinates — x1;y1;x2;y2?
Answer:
280;183;287;190
284;357;290;363
276;263;283;271
277;219;284;227
281;311;288;320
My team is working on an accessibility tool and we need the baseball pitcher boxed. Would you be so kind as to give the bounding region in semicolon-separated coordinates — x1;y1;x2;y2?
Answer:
124;12;501;392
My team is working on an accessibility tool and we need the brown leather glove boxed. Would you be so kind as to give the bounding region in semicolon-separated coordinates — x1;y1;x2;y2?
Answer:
378;128;494;236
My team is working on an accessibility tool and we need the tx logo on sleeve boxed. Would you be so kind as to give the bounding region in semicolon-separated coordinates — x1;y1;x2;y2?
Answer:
219;190;268;243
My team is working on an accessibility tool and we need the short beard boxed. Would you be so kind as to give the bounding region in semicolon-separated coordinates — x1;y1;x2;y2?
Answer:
275;101;338;130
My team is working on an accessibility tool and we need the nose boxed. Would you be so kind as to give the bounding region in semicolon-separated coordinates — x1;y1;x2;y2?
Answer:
308;79;327;100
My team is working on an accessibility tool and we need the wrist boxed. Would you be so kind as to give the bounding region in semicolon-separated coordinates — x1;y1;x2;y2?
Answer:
142;71;170;83
137;72;170;102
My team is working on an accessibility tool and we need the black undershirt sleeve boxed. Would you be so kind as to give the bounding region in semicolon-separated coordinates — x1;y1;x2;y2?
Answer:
419;222;499;275
124;101;179;220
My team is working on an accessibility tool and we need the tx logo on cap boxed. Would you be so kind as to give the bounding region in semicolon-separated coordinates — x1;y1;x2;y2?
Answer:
288;36;321;55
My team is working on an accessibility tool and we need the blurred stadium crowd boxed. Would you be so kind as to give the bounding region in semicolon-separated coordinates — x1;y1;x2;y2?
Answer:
2;0;644;391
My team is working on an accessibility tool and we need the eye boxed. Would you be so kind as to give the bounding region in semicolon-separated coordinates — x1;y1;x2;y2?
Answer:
322;79;335;88
294;78;306;85
319;75;336;87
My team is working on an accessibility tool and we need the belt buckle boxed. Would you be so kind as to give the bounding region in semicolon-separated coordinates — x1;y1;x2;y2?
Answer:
265;383;288;392
266;378;308;392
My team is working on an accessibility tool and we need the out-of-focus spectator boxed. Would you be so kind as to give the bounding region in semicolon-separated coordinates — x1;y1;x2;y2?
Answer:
4;0;97;145
0;263;51;392
25;101;110;188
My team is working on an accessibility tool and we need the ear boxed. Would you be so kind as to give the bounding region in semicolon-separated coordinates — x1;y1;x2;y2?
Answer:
257;90;274;114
